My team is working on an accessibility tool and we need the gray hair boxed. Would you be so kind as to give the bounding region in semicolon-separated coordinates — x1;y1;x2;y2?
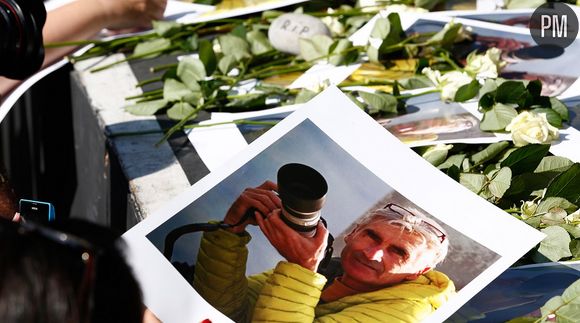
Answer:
355;207;449;267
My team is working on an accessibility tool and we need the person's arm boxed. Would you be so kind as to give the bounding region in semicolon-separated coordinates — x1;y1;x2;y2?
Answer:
42;0;167;66
251;211;329;322
193;181;281;322
0;0;167;98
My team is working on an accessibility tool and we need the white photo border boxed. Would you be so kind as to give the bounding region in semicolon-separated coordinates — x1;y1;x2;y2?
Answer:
123;86;545;323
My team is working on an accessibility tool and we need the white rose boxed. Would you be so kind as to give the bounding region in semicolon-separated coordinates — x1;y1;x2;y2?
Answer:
321;9;345;36
465;48;507;79
566;209;580;224
520;200;538;220
505;111;560;147
422;67;474;101
541;207;567;226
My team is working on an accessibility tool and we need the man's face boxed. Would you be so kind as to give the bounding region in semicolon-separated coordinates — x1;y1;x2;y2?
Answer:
340;220;436;290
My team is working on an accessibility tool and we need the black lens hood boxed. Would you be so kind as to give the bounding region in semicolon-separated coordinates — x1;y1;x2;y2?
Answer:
277;163;328;214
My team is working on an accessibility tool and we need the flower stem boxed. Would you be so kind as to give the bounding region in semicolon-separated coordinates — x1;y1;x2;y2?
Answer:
109;119;277;138
136;77;163;88
396;88;439;99
90;45;180;73
150;63;177;73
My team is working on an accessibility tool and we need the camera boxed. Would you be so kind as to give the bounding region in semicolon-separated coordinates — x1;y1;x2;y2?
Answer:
0;0;46;79
277;163;328;237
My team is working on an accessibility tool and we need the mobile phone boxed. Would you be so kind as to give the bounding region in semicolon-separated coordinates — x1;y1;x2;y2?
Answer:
18;199;55;223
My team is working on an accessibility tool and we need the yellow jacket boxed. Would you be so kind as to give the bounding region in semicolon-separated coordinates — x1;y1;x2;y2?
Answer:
194;229;455;323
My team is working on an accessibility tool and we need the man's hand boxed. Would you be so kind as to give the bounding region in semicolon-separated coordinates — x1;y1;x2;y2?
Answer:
223;181;281;234
95;0;167;30
256;210;329;272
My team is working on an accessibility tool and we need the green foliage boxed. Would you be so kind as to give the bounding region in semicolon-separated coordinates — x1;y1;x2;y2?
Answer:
133;38;172;59
125;99;168;116
500;144;550;176
545;164;580;205
476;79;565;131
454;80;480;102
167;102;196;121
358;91;398;115
536;226;572;262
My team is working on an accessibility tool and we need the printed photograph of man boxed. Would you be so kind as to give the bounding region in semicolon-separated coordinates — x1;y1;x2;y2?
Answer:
144;119;499;322
193;182;454;322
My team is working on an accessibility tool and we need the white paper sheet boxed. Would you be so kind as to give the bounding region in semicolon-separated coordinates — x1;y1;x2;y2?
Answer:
123;86;545;323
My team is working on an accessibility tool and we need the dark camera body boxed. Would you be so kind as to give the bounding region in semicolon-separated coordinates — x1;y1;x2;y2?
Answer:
0;0;46;79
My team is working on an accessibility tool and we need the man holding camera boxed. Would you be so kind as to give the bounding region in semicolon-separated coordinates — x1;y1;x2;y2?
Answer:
194;181;455;322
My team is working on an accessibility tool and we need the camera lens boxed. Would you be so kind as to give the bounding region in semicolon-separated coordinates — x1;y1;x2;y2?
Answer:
277;163;328;237
0;0;46;80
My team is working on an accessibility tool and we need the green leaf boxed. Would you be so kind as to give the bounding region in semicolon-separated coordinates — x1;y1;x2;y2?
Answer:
370;17;390;40
496;81;527;104
329;39;356;66
422;145;452;167
536;226;572;262
167;102;196;121
153;21;181;37
536;156;574;173
125;99;168;116
218;34;251;62
500;144;550;176
479;92;495;111
382;13;405;47
479;103;518;131
545;163;580;204
247;30;273;55
184;34;198;51
556;304;580;322
537;197;577;215
562;224;580;239
550;97;570;122
488;167;512;198
177;57;206;89
504;172;560;200
506;318;538;323
198;39;217;76
454;79;481;102
299;34;333;62
562;278;580;303
359;91;398;114
526;79;542;97
437;154;465;170
531;107;563;128
480;78;499;96
231;24;247;39
218;55;237;75
470;141;510;167
460;173;487;195
133;38;172;59
541;295;565;317
447;165;460;182
398;76;432;90
295;89;318;104
427;22;462;46
163;79;192;102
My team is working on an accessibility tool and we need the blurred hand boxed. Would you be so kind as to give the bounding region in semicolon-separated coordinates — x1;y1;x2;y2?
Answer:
256;210;328;272
95;0;168;30
223;181;280;234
